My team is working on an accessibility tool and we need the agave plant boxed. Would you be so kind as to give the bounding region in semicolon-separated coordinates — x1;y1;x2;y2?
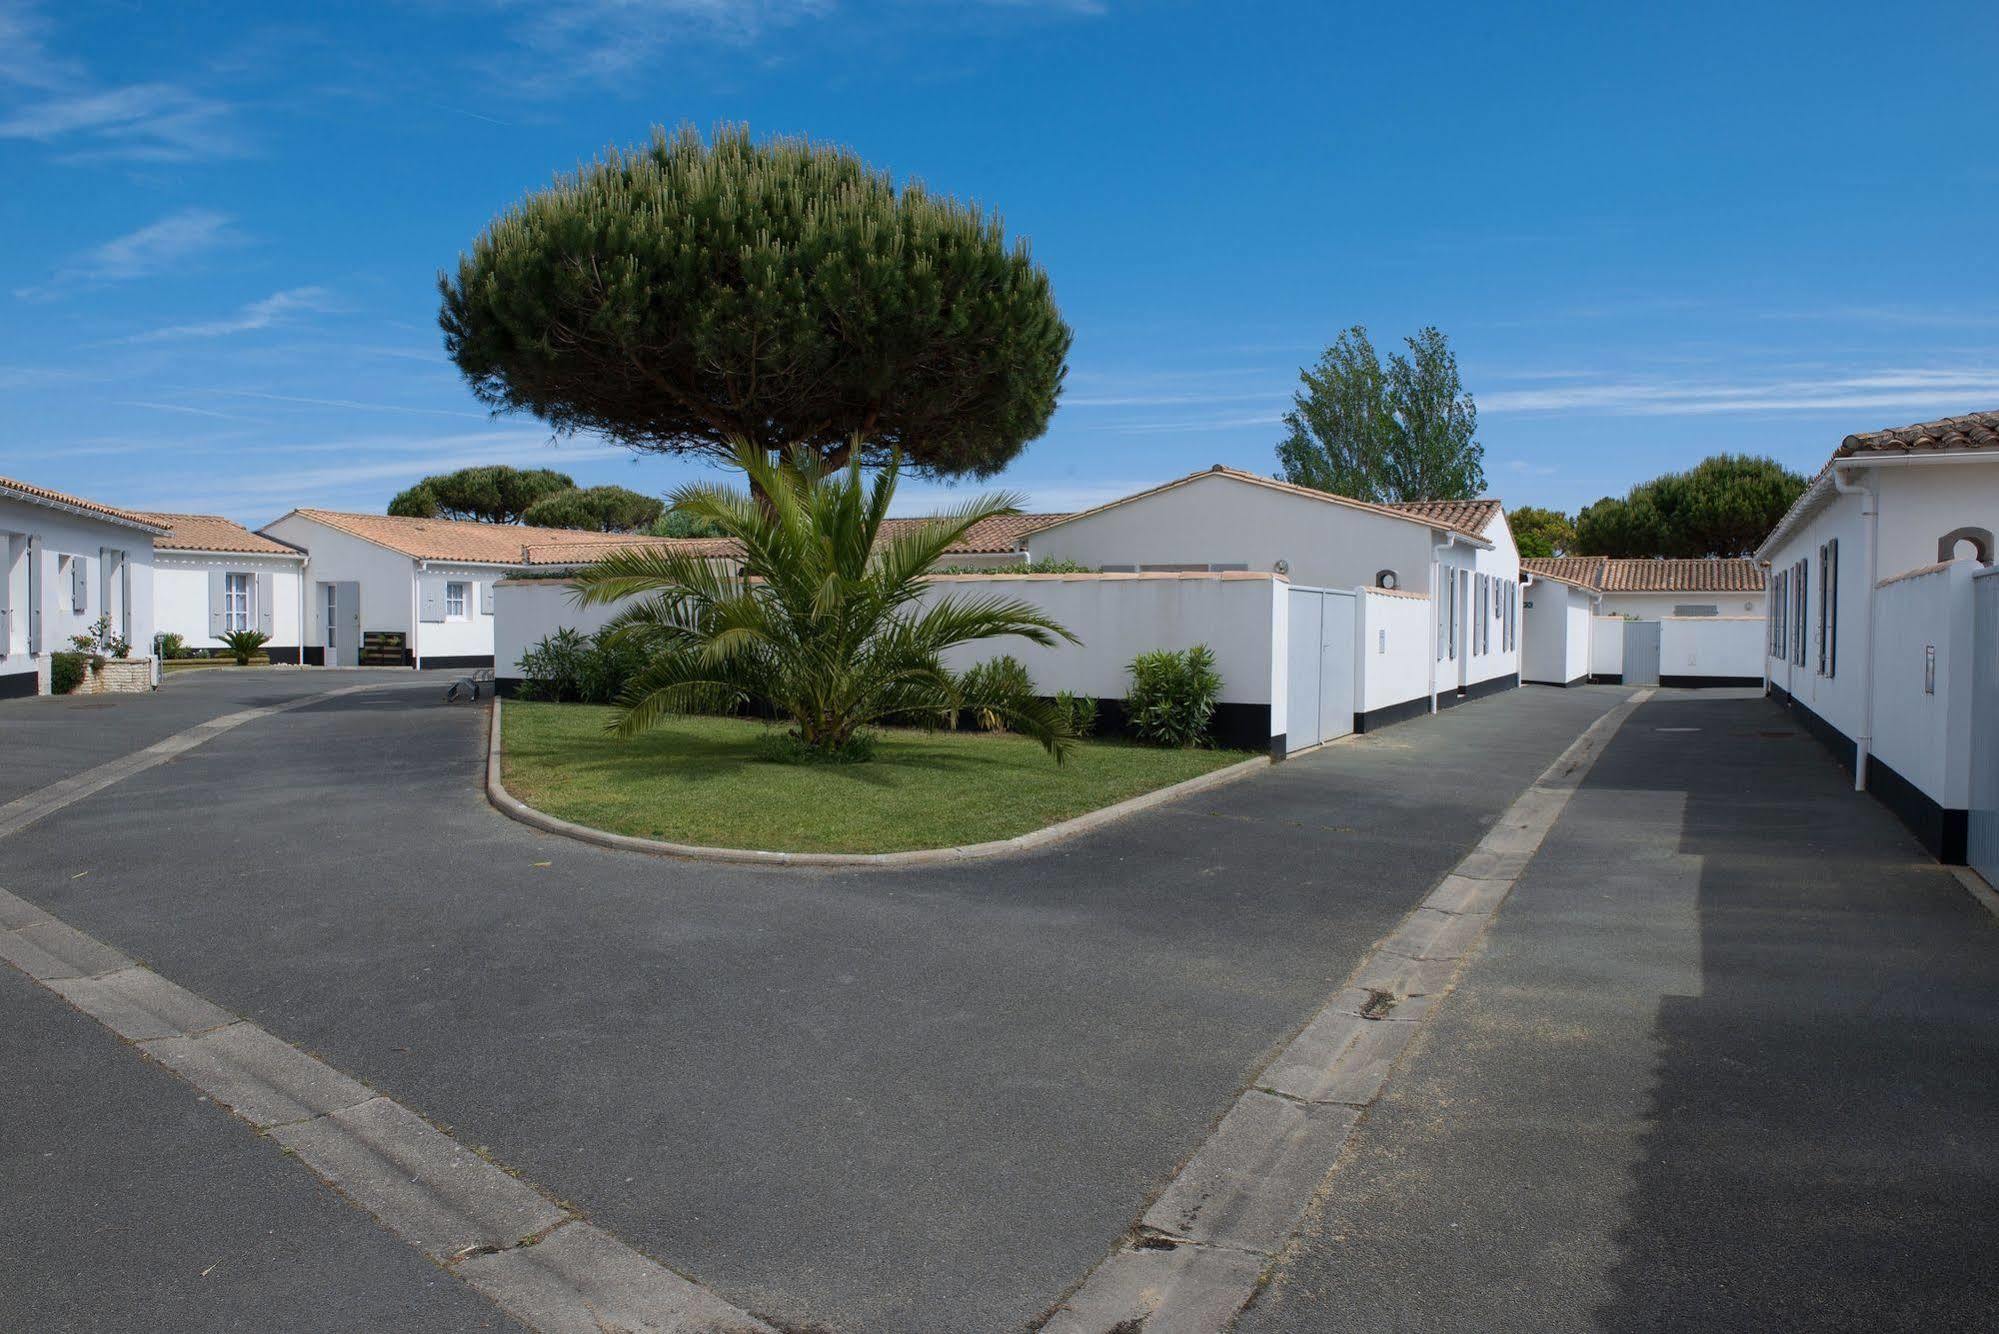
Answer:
217;629;271;666
572;442;1081;761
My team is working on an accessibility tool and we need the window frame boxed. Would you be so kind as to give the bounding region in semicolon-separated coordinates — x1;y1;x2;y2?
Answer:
223;571;252;634
444;580;470;622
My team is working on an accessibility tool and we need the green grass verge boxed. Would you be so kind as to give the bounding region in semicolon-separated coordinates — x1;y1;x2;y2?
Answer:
500;701;1253;854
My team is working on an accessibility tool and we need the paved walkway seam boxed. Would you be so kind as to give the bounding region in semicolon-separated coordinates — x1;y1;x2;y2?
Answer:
1039;688;1655;1334
0;681;390;842
484;695;1274;870
1;875;776;1332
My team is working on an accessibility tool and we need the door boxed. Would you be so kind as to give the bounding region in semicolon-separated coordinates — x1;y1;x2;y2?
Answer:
1624;620;1661;685
321;582;360;667
1969;571;1999;886
1285;587;1357;753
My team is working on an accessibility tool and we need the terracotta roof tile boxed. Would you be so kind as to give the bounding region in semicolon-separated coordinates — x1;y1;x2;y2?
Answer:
1383;498;1503;535
0;475;168;532
1835;410;1999;459
514;513;1063;568
1523;555;1764;593
277;509;636;564
139;513;303;557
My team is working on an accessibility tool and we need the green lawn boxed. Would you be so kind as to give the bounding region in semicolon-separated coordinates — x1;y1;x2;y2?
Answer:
500;701;1253;854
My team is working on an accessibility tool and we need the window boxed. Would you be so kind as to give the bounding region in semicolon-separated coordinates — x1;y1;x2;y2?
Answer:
1673;604;1718;617
324;584;338;648
445;581;469;620
224;572;251;632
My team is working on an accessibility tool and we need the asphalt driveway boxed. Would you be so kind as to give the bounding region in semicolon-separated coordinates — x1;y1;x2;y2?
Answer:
0;673;1623;1332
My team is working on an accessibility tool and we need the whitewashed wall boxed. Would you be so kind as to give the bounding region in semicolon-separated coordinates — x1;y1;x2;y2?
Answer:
154;553;304;650
1868;561;1977;809
1522;580;1591;684
263;516;416;640
1599;589;1765;619
1591;616;1625;678
1659;616;1764;681
413;562;505;663
1024;472;1443;594
0;496;156;692
1357;588;1431;713
493;578;626;677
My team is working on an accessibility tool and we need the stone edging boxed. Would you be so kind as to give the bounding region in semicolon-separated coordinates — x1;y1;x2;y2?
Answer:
483;695;1272;869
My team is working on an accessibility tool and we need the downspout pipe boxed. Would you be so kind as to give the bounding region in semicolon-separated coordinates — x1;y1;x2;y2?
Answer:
1831;466;1877;792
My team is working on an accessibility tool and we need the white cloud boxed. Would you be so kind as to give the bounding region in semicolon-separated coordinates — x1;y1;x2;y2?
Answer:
488;0;834;88
1482;368;1999;417
119;287;337;343
0;3;244;161
15;207;239;300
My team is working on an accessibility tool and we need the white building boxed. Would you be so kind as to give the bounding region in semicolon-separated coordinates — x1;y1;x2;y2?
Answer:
1;475;164;698
259;510;634;669
1022;466;1523;726
1756;410;1999;865
143;514;308;661
1519;557;1767;687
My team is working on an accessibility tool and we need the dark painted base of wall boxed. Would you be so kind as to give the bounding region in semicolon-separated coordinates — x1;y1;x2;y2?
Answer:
265;647;303;665
0;671;37;700
1767;682;1967;863
299;647;325;667
417;655;495;671
1354;674;1519;735
1521;675;1589;688
1660;674;1764;689
1590;673;1624;685
1354;694;1433;734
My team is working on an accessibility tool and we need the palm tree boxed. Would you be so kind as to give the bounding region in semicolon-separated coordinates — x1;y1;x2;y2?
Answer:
572;443;1081;761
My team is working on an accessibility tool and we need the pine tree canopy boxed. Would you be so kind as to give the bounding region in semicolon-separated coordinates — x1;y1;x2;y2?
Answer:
519;484;665;532
439;124;1072;479
1508;505;1575;558
387;466;576;524
1572;454;1808;557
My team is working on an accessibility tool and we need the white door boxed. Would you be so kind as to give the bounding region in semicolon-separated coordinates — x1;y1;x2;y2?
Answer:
1285;587;1357;753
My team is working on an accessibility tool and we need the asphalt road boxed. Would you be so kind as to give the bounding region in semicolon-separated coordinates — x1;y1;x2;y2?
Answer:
0;670;1623;1332
1238;690;1999;1333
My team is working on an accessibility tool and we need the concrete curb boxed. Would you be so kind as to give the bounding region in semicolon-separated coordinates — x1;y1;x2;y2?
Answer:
1041;687;1656;1333
483;695;1273;870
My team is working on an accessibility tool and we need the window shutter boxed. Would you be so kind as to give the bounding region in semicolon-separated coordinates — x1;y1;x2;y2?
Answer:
71;556;88;613
1825;539;1838;678
0;539;10;660
256;571;274;637
208;568;227;636
419;574;445;622
480;580;494;615
26;536;42;654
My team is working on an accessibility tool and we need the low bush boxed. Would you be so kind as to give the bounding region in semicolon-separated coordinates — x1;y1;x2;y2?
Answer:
517;627;651;705
50;651;87;695
217;629;271;666
958;655;1035;732
1053;690;1098;737
753;728;878;765
68;614;131;670
1125;645;1222;747
933;558;1096;575
157;632;187;660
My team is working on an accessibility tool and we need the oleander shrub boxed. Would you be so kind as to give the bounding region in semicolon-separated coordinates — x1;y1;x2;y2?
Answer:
1053;690;1098;737
50;651;87;695
1124;645;1222;748
516;626;653;705
158;632;187;660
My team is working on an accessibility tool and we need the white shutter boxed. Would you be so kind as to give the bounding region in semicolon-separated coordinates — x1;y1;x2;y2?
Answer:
208;568;227;636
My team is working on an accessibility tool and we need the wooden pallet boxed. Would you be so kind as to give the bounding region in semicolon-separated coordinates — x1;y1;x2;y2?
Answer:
360;631;407;667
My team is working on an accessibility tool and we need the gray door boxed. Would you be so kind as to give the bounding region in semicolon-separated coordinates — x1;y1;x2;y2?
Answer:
1624;620;1661;685
1970;572;1999;886
1286;588;1323;751
1285;587;1357;752
321;581;361;667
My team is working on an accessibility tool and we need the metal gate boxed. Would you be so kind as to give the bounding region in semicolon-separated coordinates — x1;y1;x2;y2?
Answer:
1623;620;1661;686
1970;570;1999;885
1286;586;1356;753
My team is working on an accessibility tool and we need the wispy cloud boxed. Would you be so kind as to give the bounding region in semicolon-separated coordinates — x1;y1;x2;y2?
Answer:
117;286;336;343
16;207;239;300
485;0;833;90
114;400;271;424
0;2;246;161
179;387;492;420
1482;368;1999;417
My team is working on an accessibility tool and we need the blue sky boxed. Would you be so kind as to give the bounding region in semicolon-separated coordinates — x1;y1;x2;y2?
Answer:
3;0;1996;525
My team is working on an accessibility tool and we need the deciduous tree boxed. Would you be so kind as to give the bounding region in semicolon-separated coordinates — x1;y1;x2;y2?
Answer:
1508;505;1575;558
1275;325;1484;502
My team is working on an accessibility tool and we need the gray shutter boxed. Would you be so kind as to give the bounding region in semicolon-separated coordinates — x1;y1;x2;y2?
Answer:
479;580;494;615
256;571;273;637
208;568;226;636
0;538;10;660
419;574;445;622
26;536;41;654
71;556;89;613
